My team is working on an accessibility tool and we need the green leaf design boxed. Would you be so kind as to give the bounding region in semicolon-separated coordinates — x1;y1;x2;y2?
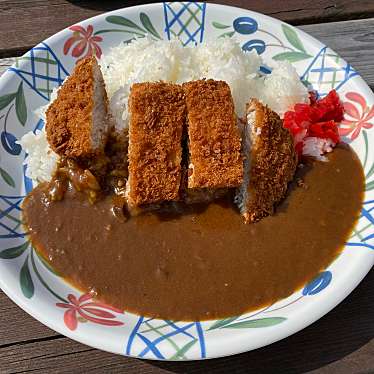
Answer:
212;21;230;29
282;24;306;53
365;180;374;191
0;93;15;111
35;249;61;276
106;15;145;33
207;316;239;330
363;130;369;170
0;242;29;259
171;339;197;360
219;31;235;39
273;51;312;63
20;56;58;65
0;207;21;224
94;29;142;39
140;12;161;39
15;82;27;126
30;249;67;302
20;255;34;298
366;158;374;179
221;317;286;329
0;167;15;187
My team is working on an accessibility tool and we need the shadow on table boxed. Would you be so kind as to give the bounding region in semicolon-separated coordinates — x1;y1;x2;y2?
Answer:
66;0;156;11
146;268;374;374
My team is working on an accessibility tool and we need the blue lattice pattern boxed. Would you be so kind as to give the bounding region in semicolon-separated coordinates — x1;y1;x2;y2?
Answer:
126;317;206;359
301;47;358;97
347;200;374;250
163;2;206;45
0;195;25;240
9;43;69;102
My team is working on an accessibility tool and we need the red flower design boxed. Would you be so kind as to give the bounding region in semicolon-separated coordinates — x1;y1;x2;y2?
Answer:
63;25;103;63
56;293;124;331
339;92;374;141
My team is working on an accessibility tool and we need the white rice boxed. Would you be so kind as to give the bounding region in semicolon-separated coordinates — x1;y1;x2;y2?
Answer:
100;37;308;131
20;37;309;183
17;129;59;182
302;137;335;161
259;61;309;118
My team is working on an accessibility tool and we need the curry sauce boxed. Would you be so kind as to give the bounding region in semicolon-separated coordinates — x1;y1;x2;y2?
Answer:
22;145;364;321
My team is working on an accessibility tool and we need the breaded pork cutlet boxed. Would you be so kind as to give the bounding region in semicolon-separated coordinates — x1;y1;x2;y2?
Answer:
183;79;243;189
235;99;298;223
46;56;109;159
126;82;186;208
179;168;228;204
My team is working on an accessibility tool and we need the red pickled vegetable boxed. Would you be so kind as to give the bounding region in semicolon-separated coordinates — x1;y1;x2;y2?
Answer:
283;90;344;156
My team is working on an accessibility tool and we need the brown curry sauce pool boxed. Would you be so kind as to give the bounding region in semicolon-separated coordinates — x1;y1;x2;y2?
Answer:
22;145;364;321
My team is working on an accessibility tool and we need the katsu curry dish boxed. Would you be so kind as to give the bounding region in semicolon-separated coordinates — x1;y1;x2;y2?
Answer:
20;38;364;321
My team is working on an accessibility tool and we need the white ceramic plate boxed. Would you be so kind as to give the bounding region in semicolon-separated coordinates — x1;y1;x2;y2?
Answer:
0;2;373;360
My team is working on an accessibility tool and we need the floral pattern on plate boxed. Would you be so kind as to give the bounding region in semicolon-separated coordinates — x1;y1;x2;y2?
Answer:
0;2;373;360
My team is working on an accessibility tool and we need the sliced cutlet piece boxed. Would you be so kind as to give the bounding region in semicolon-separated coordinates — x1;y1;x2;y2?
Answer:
179;168;228;204
126;82;186;208
46;56;109;159
183;79;243;189
235;99;298;223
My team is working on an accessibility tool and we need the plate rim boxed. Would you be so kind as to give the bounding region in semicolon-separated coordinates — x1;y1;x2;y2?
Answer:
0;1;373;361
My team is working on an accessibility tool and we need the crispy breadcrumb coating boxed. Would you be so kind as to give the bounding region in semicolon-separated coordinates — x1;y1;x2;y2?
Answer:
46;56;109;158
127;82;186;207
238;99;297;223
183;79;243;188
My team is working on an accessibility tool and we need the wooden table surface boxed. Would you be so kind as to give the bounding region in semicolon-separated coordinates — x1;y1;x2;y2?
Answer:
0;1;373;373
